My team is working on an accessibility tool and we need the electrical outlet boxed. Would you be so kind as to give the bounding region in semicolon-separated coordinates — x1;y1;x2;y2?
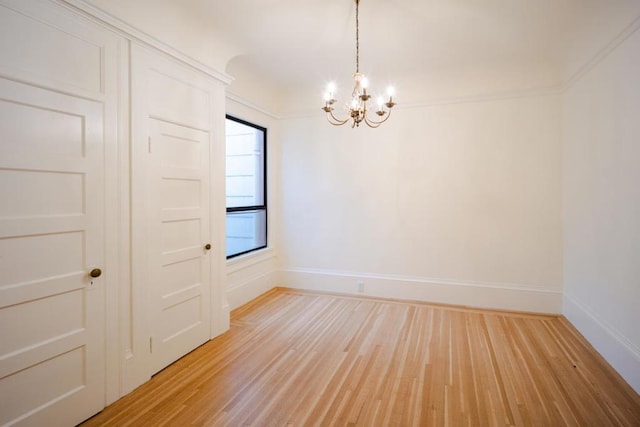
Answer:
357;281;365;293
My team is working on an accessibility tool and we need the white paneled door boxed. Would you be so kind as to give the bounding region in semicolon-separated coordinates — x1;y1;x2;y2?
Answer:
147;119;212;374
0;78;105;425
132;44;216;376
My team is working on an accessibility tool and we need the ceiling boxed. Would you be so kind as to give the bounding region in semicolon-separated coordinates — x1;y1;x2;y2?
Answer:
225;0;574;78
195;0;578;91
85;0;640;110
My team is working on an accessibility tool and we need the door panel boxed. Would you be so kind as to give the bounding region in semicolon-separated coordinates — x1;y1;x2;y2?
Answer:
148;118;211;374
0;79;105;426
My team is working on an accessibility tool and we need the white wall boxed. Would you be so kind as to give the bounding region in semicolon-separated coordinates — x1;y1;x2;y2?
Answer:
562;24;640;393
278;94;563;313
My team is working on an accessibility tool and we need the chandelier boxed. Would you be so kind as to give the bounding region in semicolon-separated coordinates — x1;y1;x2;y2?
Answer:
322;0;396;128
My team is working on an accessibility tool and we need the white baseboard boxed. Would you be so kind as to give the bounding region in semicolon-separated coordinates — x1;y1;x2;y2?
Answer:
279;268;562;314
212;301;230;338
227;270;279;310
563;294;640;394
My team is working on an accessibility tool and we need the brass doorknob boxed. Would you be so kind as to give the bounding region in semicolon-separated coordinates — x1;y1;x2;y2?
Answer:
89;268;102;278
204;243;212;251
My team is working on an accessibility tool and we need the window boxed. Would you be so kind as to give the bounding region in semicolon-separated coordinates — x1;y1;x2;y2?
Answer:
225;115;267;258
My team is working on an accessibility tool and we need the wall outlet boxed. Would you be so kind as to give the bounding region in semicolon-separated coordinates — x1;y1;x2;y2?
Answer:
357;281;365;293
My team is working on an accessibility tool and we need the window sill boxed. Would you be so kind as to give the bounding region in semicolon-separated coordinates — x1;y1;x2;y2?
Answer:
226;247;276;273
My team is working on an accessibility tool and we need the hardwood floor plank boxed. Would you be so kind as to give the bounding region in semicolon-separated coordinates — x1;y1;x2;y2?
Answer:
82;288;640;426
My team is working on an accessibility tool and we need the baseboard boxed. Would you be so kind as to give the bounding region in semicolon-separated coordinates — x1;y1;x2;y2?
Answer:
227;270;279;310
563;294;640;394
212;301;230;338
279;268;562;314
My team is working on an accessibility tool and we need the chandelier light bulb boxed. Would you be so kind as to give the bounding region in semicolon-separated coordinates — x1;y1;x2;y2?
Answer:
386;86;395;98
327;81;336;94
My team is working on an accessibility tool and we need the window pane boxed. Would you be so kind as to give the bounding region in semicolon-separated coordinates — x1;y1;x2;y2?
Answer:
226;119;265;208
226;209;267;258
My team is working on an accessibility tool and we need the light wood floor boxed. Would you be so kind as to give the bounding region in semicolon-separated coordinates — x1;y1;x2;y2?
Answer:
83;288;640;426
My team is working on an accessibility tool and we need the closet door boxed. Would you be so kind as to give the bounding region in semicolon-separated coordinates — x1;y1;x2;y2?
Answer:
0;68;105;427
0;0;122;424
132;44;215;375
146;119;212;373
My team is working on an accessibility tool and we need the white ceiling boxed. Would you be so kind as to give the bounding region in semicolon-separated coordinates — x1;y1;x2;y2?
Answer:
190;0;577;87
226;0;573;77
85;0;640;110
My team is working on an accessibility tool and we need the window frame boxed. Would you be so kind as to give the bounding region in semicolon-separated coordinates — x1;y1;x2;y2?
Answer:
225;114;268;259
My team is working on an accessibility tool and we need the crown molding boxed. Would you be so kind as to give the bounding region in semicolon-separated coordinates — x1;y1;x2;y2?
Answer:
397;85;563;109
278;84;564;120
226;91;281;120
561;14;640;92
57;0;234;85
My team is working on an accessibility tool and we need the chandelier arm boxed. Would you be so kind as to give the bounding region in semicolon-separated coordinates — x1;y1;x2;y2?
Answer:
325;109;351;126
363;116;383;128
363;107;393;128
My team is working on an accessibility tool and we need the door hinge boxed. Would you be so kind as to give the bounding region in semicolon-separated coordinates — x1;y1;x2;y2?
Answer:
149;336;153;353
148;136;152;153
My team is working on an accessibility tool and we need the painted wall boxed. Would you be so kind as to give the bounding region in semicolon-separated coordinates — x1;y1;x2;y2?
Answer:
278;94;563;313
562;25;640;393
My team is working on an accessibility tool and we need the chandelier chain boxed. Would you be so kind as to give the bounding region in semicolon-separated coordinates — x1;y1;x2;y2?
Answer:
355;0;360;73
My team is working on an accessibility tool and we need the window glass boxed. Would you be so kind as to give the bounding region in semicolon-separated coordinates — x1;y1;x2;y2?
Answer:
226;116;267;258
226;210;267;258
